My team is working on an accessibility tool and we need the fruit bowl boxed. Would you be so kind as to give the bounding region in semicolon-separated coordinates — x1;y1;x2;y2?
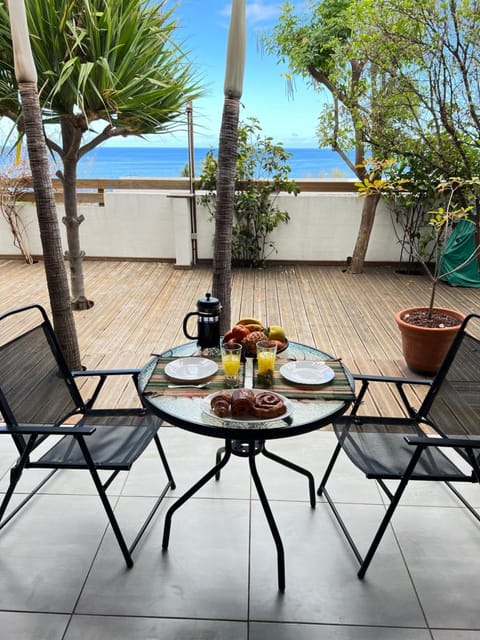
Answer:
237;339;288;360
223;317;288;359
276;338;289;354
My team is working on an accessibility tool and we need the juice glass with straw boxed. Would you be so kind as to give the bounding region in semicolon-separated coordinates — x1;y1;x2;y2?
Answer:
221;342;242;387
256;340;278;387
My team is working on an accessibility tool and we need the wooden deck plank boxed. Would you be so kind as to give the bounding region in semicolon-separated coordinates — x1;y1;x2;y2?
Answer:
2;259;479;413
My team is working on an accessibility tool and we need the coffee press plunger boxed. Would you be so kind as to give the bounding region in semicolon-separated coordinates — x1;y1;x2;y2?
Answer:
183;293;222;351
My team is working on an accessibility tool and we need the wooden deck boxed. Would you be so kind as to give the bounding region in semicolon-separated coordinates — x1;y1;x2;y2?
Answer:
1;258;479;414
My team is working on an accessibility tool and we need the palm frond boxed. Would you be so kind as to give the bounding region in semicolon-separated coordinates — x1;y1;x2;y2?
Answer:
3;0;203;134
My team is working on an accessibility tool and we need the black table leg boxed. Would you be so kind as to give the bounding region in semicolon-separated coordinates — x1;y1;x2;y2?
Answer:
262;445;316;508
162;440;232;549
248;441;286;592
215;444;226;480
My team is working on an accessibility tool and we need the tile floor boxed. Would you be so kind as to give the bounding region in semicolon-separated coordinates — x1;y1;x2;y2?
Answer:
0;427;479;639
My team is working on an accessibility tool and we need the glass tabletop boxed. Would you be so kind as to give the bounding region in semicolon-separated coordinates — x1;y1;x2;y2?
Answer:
138;341;354;441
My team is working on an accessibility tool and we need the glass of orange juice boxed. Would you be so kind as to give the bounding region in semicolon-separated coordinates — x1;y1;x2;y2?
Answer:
256;340;278;387
221;342;242;387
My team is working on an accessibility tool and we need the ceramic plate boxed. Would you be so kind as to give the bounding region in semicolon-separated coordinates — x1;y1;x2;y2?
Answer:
164;357;218;382
279;361;335;385
201;389;293;424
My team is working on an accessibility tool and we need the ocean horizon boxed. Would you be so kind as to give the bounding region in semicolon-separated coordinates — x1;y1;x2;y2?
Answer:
76;146;356;180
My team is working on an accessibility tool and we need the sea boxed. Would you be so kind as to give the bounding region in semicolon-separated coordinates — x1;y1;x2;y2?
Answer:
76;146;356;180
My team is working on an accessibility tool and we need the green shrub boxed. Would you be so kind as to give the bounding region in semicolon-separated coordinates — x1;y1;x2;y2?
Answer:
197;118;299;267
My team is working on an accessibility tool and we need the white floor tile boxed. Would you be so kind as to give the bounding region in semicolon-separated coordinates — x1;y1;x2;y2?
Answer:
393;504;480;629
65;615;247;640
249;501;425;627
0;611;69;640
250;622;432;640
0;428;477;636
77;495;250;620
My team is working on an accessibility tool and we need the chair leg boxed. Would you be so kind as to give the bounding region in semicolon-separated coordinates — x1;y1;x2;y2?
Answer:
0;435;58;532
317;441;343;497
76;435;134;568
445;481;480;522
0;467;58;531
126;432;176;555
318;438;427;579
0;458;26;528
357;445;425;578
129;471;173;555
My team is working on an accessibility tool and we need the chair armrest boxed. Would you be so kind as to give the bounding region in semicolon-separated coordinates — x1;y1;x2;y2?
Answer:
72;368;142;409
72;368;141;378
353;373;432;386
352;374;432;417
405;435;480;448
0;424;95;436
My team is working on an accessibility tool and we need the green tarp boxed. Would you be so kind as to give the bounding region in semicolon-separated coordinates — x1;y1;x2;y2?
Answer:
441;219;480;287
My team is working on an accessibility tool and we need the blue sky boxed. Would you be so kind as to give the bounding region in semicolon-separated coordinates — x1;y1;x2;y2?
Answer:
139;0;324;149
1;1;323;151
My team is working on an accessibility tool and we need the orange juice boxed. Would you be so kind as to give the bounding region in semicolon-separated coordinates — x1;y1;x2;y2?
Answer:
257;351;276;373
222;353;240;376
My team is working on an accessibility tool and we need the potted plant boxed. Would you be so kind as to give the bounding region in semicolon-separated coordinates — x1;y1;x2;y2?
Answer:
358;166;480;375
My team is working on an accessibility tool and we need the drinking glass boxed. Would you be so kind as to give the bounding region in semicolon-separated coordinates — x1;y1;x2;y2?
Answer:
256;340;278;387
221;342;242;388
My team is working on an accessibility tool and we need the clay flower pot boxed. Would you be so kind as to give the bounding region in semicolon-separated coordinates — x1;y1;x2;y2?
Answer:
395;306;465;376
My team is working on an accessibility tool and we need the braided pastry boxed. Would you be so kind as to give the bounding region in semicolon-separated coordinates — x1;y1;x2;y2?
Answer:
250;391;286;419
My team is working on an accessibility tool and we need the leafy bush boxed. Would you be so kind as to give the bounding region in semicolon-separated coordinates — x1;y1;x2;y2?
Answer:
197;118;299;267
357;159;480;317
0;158;34;264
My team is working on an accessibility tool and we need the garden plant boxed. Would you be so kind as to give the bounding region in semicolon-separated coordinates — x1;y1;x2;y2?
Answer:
198;118;299;269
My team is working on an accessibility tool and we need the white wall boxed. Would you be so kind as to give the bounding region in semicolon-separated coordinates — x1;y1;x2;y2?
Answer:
0;189;400;266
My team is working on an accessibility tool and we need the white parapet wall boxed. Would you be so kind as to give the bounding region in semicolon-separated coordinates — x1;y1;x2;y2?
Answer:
0;187;401;266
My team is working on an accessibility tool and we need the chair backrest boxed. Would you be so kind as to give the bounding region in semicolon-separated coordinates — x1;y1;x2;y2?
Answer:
0;305;84;453
421;313;480;437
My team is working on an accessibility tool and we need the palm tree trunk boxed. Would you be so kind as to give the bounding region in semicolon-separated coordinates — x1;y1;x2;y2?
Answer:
61;156;93;310
18;81;82;369
212;0;245;333
212;95;240;333
58;116;93;310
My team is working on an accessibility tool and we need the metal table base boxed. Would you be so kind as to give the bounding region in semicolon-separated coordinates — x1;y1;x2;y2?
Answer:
161;438;316;591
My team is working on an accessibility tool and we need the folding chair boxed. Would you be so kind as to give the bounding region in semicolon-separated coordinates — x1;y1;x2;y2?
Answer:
0;304;175;567
318;313;480;578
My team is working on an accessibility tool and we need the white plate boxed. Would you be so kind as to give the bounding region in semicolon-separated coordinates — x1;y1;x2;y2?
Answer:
279;361;335;385
164;357;218;382
201;389;293;424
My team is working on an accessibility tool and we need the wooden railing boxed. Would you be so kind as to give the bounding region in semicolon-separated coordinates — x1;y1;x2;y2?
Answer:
6;178;401;264
19;177;359;206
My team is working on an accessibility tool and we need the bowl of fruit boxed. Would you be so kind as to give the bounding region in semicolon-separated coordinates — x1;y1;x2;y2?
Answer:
223;318;288;358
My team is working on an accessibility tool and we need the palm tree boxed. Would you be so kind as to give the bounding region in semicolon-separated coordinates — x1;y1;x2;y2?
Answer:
0;5;17;124
2;0;203;309
212;0;246;332
5;0;81;369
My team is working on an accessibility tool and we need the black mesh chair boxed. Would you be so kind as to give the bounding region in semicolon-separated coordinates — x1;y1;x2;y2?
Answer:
0;304;175;567
318;312;480;578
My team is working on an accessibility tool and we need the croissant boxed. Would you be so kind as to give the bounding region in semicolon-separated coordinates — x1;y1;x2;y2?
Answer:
210;391;232;417
231;388;255;417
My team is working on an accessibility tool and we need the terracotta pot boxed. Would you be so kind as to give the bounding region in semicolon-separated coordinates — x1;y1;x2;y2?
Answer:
395;306;465;376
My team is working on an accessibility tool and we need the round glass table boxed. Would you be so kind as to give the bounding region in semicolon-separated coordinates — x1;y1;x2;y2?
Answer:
138;341;354;590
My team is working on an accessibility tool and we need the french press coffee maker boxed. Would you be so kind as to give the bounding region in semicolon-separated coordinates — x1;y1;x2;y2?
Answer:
183;293;222;352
